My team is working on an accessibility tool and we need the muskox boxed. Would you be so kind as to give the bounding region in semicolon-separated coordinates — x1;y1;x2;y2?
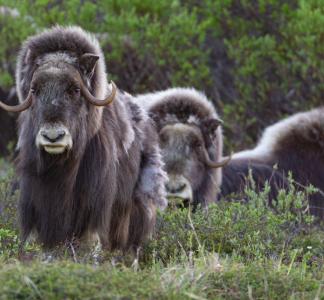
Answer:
136;88;289;208
0;26;167;250
136;88;231;207
234;108;324;219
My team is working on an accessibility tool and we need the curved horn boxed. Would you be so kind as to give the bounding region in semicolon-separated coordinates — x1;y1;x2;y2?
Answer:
198;147;232;168
0;91;33;113
80;80;116;106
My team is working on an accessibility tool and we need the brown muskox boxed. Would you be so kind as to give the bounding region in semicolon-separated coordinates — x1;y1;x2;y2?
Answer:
220;159;288;202
136;88;231;208
0;26;167;250
136;88;290;208
233;108;324;219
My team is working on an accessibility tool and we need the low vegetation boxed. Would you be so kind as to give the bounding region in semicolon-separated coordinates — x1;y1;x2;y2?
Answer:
0;162;323;299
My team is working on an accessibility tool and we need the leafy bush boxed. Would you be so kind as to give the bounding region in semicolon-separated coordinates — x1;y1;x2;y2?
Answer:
205;0;324;149
0;161;18;231
144;180;322;266
0;0;210;93
0;0;323;151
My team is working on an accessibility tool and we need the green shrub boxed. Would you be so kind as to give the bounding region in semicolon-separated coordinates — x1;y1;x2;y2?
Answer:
144;182;322;266
0;0;323;150
0;0;210;93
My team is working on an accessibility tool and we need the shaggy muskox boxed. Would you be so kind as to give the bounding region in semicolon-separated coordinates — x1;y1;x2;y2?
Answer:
234;108;324;219
136;88;289;208
136;88;231;207
0;26;167;250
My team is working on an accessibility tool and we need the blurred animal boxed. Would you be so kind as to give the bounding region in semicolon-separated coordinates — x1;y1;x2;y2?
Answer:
0;26;167;250
136;88;291;210
234;108;324;219
136;88;230;208
220;159;288;203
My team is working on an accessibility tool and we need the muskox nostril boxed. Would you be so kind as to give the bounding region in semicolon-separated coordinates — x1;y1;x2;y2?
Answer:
166;182;187;194
57;130;66;139
41;129;66;143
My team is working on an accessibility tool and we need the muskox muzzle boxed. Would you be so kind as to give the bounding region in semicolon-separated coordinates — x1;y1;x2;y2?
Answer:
166;174;193;207
36;124;72;154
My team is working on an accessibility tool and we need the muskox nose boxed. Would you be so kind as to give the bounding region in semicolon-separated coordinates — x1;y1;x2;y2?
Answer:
41;129;66;143
165;181;187;194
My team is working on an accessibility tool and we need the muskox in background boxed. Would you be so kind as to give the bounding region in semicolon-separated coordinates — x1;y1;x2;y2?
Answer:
234;108;324;219
136;88;230;207
0;26;167;250
220;158;289;202
136;88;289;208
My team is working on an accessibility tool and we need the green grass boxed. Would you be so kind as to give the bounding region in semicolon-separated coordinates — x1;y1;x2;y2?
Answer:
0;163;323;299
0;257;322;300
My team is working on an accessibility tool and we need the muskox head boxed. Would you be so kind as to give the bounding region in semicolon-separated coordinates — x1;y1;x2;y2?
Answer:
159;119;230;207
135;88;231;208
0;52;116;158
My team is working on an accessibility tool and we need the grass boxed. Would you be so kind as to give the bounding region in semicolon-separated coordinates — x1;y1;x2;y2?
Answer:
0;162;323;299
0;256;322;300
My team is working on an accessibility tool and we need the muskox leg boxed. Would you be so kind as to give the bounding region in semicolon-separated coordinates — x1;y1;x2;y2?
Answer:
127;195;156;251
107;201;132;251
18;193;35;259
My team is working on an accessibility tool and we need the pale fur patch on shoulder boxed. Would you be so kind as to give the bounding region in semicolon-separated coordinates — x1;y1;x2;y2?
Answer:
233;108;324;160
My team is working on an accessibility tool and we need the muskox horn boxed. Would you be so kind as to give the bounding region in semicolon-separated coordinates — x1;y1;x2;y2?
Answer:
0;90;33;112
80;80;116;106
198;147;232;168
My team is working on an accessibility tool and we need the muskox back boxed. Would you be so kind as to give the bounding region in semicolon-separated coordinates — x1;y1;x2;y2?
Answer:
2;26;167;250
234;108;324;219
221;159;289;202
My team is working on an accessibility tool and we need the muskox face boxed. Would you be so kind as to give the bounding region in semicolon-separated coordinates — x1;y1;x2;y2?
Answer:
0;52;116;160
160;123;205;206
159;119;230;207
31;64;83;155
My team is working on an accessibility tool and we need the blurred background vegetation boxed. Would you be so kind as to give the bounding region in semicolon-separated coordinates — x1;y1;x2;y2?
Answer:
0;0;323;154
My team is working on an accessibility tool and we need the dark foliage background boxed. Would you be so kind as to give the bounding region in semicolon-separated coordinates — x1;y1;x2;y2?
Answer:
0;0;323;154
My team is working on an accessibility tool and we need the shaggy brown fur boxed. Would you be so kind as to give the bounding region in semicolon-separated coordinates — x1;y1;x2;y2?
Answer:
15;26;167;250
136;88;224;207
136;88;291;209
221;159;289;202
234;108;324;219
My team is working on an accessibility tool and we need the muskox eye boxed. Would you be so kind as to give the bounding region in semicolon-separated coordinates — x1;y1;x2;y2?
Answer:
196;145;203;152
69;87;80;97
30;88;35;94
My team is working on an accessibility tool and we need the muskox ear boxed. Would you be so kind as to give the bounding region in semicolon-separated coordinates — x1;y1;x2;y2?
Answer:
79;53;99;78
201;118;223;137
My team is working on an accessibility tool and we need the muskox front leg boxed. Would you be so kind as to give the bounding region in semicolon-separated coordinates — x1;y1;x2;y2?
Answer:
107;201;132;251
18;189;35;258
